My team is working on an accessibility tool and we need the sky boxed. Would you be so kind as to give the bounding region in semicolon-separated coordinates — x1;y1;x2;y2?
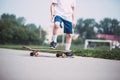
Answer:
0;0;120;29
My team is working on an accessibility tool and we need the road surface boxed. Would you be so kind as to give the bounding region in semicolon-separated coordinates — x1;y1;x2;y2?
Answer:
0;48;120;80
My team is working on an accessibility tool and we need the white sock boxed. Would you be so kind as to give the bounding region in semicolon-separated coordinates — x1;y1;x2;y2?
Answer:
52;35;57;42
65;43;71;51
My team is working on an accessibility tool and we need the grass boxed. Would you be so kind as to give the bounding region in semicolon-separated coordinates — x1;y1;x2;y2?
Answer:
0;44;83;51
0;44;50;50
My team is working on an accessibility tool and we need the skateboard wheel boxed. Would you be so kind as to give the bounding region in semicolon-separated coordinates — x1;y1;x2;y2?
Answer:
61;53;67;58
56;53;60;57
30;52;34;56
34;52;39;57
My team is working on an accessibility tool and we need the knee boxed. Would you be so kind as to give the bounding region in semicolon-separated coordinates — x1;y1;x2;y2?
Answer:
54;22;60;29
66;34;72;39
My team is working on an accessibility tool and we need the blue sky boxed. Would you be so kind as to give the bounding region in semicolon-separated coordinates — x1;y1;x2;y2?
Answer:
0;0;120;28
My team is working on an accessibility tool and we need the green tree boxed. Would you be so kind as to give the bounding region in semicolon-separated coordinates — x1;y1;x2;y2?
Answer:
98;18;120;36
0;13;47;45
17;17;26;25
76;18;97;40
26;23;37;29
0;14;17;44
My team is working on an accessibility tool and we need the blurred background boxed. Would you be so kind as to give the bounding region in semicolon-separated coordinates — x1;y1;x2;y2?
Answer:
0;0;120;49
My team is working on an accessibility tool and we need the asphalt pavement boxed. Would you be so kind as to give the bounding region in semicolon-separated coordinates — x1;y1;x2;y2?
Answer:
0;48;120;80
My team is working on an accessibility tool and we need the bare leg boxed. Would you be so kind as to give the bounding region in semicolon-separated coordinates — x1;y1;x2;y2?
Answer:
52;22;60;42
65;34;72;51
53;22;60;35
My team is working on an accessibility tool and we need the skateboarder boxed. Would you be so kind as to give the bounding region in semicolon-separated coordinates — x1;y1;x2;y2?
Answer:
50;0;76;56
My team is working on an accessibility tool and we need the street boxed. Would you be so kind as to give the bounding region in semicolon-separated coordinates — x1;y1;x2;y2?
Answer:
0;48;120;80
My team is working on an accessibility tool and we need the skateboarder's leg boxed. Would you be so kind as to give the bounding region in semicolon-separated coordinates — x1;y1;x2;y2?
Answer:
63;19;73;56
50;16;63;49
52;16;63;42
52;22;60;42
65;34;72;51
50;22;60;49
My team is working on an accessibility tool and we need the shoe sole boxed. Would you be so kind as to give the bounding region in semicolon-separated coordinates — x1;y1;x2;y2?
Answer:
50;46;56;49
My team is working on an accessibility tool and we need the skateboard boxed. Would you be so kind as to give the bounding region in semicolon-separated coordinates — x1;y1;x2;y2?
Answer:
23;46;73;58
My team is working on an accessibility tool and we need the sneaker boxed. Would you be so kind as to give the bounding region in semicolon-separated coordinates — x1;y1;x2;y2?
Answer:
50;41;57;49
64;52;73;56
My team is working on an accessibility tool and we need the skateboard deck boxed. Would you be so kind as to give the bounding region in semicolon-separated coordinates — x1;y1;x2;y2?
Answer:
23;46;73;58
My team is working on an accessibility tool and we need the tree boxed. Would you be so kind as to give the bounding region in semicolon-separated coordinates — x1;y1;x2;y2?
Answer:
111;19;120;36
0;14;17;44
98;18;120;36
17;17;26;25
76;18;97;40
0;13;47;45
26;23;37;30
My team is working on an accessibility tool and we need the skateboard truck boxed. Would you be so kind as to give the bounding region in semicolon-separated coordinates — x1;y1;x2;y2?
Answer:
30;50;39;57
23;46;73;58
56;52;73;58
